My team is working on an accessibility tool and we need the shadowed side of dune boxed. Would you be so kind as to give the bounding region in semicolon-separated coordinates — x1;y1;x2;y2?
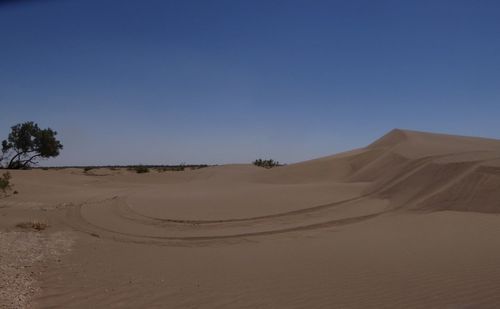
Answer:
264;129;500;213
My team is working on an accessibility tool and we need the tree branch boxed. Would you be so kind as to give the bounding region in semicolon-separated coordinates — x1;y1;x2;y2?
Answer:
7;150;36;169
22;154;41;168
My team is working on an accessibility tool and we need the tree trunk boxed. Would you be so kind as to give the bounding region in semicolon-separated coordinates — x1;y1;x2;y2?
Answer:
7;152;24;169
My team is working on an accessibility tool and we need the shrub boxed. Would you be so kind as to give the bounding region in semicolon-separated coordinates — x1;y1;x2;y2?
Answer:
137;166;149;173
0;172;12;193
173;164;185;171
131;166;149;173
16;220;49;231
83;167;93;172
155;164;209;172
253;159;281;169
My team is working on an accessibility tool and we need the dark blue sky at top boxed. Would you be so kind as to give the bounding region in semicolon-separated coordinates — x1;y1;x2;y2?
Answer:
0;0;499;165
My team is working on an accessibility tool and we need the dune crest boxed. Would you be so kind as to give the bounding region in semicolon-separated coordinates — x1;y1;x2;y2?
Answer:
368;128;409;148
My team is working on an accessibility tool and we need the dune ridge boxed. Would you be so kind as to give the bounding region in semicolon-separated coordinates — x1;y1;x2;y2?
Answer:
356;129;500;212
273;129;500;213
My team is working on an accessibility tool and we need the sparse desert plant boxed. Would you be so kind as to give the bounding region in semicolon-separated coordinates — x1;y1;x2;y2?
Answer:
16;220;49;231
136;166;150;173
130;165;150;173
84;167;93;172
0;172;12;193
173;164;185;171
155;166;183;172
156;167;169;172
253;158;281;169
155;164;208;172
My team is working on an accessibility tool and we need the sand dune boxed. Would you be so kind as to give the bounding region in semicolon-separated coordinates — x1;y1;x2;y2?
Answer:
1;129;500;308
353;129;500;212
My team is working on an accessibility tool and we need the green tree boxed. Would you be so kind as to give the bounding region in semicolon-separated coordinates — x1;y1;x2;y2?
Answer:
2;121;63;169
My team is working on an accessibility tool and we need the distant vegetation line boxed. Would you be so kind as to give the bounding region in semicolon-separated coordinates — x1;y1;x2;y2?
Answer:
1;121;284;172
37;164;212;169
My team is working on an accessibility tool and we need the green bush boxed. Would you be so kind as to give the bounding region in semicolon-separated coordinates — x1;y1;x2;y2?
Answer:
0;172;12;193
253;159;281;169
131;166;150;173
173;164;185;171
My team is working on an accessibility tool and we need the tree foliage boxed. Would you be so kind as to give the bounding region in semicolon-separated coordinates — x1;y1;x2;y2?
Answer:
1;121;63;169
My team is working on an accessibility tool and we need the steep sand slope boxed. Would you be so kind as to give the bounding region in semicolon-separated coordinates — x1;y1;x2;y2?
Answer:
259;128;500;213
351;129;500;212
1;129;500;308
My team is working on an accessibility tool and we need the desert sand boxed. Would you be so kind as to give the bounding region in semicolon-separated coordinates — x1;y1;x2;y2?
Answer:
2;129;500;308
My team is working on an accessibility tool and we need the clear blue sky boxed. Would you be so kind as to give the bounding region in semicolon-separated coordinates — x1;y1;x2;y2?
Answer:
1;0;499;166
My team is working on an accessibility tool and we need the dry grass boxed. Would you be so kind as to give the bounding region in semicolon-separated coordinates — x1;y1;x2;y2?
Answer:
16;220;49;231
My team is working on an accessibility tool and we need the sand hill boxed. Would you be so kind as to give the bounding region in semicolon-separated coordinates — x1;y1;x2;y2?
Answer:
1;129;500;308
263;129;500;213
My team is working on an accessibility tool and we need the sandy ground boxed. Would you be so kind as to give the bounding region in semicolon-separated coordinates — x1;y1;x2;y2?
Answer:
1;129;500;308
